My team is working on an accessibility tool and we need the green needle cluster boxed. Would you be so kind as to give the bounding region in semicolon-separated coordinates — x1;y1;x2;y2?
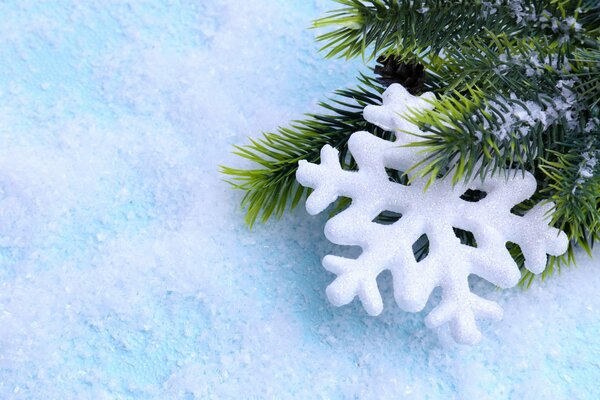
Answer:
223;0;599;284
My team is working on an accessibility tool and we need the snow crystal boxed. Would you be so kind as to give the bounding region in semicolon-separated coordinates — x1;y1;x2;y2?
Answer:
564;16;582;32
482;78;579;141
585;117;599;133
551;79;579;130
482;95;545;141
578;155;596;179
574;141;599;192
493;48;572;79
480;2;581;42
508;0;537;24
481;0;537;24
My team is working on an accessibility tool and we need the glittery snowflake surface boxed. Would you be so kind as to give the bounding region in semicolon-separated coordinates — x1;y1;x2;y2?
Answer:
296;84;568;344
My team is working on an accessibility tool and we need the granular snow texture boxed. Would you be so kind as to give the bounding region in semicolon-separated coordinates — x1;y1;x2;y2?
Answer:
0;1;598;399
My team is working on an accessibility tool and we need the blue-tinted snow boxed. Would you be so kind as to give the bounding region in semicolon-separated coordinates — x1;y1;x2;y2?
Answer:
0;1;598;398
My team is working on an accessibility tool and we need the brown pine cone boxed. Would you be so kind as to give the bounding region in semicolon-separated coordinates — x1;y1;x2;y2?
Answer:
374;56;425;94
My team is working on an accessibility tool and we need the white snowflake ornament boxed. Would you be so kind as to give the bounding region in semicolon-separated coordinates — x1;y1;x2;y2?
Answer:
296;84;568;345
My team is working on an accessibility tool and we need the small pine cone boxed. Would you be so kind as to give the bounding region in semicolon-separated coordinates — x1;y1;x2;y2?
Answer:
374;56;425;94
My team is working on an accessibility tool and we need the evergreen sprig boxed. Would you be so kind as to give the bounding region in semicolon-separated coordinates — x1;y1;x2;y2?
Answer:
221;75;387;227
574;45;600;107
313;0;587;61
224;0;600;283
520;133;600;286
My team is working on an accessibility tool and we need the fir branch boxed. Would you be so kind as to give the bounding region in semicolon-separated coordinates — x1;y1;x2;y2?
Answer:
225;0;599;285
404;52;592;184
572;44;600;108
580;0;600;35
221;75;387;227
403;89;559;184
313;0;592;61
314;0;521;61
520;133;600;285
426;33;567;95
541;134;600;254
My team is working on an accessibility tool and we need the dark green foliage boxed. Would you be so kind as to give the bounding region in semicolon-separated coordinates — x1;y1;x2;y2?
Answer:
313;0;589;61
224;0;600;283
574;46;600;107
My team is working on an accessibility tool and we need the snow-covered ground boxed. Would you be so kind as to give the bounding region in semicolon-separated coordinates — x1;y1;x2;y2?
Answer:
0;1;598;398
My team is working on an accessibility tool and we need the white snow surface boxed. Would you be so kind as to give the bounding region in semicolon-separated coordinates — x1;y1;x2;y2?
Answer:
0;1;599;399
297;85;568;345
